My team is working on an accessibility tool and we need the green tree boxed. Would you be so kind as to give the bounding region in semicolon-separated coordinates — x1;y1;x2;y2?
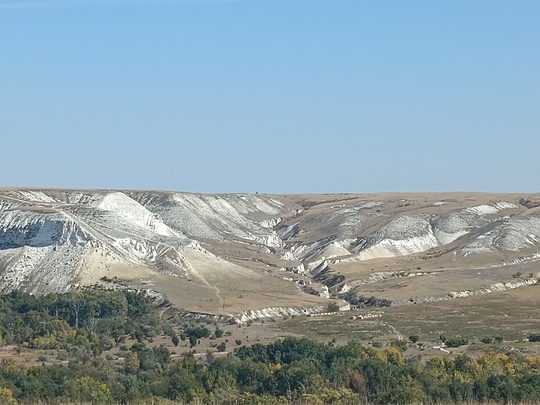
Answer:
171;334;180;347
64;376;113;404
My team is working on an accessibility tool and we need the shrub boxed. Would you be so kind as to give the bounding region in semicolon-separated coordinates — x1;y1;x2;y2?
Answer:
327;302;340;312
339;291;392;307
390;339;408;352
172;334;180;347
445;338;468;348
409;335;419;343
217;342;227;352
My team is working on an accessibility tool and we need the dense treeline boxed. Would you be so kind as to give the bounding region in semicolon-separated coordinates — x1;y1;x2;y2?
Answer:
0;290;539;404
0;289;160;352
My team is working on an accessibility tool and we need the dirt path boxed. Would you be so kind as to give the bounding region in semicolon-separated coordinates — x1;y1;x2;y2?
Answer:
382;321;403;341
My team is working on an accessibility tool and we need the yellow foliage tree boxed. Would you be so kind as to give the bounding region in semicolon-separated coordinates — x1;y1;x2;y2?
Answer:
0;387;16;404
124;350;140;374
64;376;112;404
384;346;405;366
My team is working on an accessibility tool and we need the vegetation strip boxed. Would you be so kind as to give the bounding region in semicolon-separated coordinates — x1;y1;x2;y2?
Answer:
0;290;537;404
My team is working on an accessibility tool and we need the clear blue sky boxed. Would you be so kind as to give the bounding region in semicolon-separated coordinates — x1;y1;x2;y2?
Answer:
1;0;538;194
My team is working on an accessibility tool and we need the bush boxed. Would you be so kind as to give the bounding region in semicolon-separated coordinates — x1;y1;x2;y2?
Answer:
339;291;392;307
445;338;468;348
409;335;419;343
483;336;503;344
528;334;540;342
214;328;224;338
189;335;198;348
327;302;340;312
217;342;227;352
390;339;408;352
171;335;180;347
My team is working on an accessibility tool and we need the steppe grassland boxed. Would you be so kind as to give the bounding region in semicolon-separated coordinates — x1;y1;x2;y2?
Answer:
276;284;540;355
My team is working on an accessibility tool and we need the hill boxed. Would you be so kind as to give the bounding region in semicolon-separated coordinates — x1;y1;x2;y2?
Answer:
1;189;539;321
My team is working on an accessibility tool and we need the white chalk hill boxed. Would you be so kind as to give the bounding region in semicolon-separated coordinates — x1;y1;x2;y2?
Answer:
1;190;540;315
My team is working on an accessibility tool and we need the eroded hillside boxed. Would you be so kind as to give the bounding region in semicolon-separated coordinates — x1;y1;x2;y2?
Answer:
0;189;539;320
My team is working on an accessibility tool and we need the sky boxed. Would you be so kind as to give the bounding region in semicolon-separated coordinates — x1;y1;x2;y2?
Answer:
0;0;538;194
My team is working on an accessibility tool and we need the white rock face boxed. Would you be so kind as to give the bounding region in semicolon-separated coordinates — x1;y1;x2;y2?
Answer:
260;217;282;229
347;202;525;261
352;215;439;260
445;277;538;299
458;216;540;254
0;210;91;249
0;207;98;294
465;205;500;216
134;192;285;247
95;192;176;237
236;305;325;322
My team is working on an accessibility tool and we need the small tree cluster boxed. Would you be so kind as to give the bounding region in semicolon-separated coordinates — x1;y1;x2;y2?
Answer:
339;291;392;307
